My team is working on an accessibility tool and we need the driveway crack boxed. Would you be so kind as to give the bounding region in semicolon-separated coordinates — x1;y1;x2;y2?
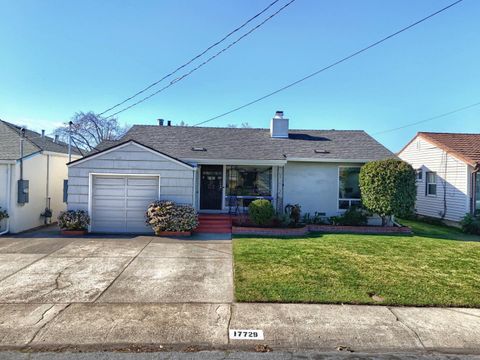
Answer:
33;304;55;325
26;303;72;346
388;307;426;350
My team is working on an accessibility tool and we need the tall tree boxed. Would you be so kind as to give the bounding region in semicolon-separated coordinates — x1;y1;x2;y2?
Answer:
55;112;129;151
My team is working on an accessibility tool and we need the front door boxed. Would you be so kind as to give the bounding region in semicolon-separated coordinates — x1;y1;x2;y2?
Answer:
200;165;223;210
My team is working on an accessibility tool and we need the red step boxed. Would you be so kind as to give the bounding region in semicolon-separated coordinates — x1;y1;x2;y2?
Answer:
195;214;232;233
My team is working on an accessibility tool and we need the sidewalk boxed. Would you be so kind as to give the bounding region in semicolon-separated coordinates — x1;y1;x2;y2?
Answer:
1;302;479;354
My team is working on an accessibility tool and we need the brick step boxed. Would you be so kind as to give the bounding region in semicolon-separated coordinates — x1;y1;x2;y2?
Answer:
195;227;232;233
198;220;232;226
196;225;232;230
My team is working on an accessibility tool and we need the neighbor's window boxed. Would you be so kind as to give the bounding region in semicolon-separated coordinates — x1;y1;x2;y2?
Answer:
226;166;272;197
426;172;437;196
338;167;361;209
416;169;423;181
475;174;480;216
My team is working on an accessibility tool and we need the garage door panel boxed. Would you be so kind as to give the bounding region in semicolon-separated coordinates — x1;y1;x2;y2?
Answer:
127;177;158;186
94;177;126;186
92;175;158;233
93;187;125;197
126;187;158;198
93;198;125;208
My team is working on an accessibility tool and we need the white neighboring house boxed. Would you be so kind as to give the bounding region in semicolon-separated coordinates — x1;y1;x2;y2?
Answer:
398;132;480;223
0;120;82;234
67;111;394;234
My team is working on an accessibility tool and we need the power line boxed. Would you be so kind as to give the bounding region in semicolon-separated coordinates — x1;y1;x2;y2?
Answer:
373;100;480;135
105;0;297;118
98;0;285;116
193;0;464;127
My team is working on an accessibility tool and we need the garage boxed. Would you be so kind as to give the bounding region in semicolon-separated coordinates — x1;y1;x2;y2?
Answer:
91;175;159;233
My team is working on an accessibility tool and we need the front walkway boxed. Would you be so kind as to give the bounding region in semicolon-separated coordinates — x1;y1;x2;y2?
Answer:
0;233;479;354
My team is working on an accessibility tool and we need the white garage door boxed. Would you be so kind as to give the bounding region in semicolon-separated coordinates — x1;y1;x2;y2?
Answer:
91;175;159;233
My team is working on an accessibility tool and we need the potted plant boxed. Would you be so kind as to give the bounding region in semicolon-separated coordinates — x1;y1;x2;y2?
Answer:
146;200;198;236
58;210;90;235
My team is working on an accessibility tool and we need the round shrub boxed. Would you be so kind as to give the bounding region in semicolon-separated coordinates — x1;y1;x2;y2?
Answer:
0;207;8;222
248;199;275;226
58;210;90;230
359;159;416;225
146;200;198;234
460;213;480;235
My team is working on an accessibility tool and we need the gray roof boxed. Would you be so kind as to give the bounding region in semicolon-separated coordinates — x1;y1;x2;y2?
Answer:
0;120;80;160
111;125;393;161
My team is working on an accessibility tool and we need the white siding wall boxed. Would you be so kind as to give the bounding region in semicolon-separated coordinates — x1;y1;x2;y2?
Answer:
283;161;362;217
68;143;195;212
399;137;470;222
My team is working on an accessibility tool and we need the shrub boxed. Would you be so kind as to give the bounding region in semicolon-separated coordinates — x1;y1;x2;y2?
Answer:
285;203;302;226
58;210;90;230
248;199;275;226
359;159;416;226
460;213;480;235
330;207;368;226
0;207;8;222
302;212;327;225
146;200;198;234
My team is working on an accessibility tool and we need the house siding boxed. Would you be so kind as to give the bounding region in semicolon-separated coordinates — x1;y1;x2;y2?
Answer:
68;143;195;213
283;161;363;217
399;137;470;222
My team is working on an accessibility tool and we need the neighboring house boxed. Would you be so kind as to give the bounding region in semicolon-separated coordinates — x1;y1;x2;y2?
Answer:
398;132;480;223
67;111;393;234
0;120;82;234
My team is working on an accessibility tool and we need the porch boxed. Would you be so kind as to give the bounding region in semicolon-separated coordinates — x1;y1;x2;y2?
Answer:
195;164;285;215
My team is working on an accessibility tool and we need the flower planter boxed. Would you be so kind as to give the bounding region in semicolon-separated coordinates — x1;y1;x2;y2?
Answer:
61;229;87;236
155;231;192;237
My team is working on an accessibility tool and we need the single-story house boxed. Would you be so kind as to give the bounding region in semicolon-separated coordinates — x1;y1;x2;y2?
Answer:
0;120;82;234
398;132;480;223
67;111;393;233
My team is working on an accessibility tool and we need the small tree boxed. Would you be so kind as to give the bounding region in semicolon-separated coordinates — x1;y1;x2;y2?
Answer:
359;159;416;226
54;111;129;151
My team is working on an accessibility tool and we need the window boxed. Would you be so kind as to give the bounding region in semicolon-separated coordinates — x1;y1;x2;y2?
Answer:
338;167;361;209
416;169;423;181
426;172;437;196
475;174;480;216
226;166;272;207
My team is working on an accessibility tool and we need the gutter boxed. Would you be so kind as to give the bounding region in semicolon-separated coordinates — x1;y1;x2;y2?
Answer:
0;164;12;235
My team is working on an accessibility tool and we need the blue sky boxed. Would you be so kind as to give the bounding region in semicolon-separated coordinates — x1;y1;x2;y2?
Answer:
0;0;478;151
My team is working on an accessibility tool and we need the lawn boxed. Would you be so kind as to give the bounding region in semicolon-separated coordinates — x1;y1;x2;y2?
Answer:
233;219;480;306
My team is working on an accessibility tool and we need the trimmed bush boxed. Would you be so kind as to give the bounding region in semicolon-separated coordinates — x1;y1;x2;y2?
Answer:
359;159;416;226
58;210;90;231
285;203;302;226
248;199;275;226
460;213;480;235
146;200;198;234
330;207;368;226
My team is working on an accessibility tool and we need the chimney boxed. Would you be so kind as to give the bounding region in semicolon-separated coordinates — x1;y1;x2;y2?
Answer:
158;118;164;126
54;134;59;143
167;120;172;126
41;130;45;138
270;110;289;138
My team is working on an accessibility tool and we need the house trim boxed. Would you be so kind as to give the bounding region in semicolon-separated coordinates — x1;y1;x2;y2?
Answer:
183;158;287;166
68;140;195;170
287;157;374;163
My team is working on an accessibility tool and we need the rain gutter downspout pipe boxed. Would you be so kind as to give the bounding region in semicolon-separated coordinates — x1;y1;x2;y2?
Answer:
0;164;12;235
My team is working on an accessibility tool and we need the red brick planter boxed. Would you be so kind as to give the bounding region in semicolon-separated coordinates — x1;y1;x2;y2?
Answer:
155;231;192;237
232;224;412;236
61;230;87;236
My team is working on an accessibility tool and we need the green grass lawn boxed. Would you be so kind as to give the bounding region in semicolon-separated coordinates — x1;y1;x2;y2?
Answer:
233;219;480;306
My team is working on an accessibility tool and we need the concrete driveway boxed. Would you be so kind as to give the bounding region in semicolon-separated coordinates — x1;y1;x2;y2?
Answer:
0;233;233;304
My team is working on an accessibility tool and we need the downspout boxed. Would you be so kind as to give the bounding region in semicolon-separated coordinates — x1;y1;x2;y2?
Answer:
0;164;12;235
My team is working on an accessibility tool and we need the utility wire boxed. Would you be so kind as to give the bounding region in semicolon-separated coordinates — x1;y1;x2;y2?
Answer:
193;0;463;127
373;100;480;135
105;0;297;118
98;0;285;116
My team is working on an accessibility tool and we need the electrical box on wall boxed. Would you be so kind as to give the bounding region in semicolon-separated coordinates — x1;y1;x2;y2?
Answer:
17;180;29;204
